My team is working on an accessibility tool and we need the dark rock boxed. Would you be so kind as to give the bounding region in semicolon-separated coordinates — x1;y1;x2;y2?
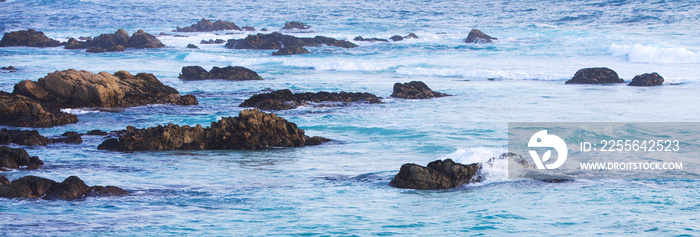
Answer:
0;129;49;146
0;175;127;200
0;146;44;170
1;66;16;71
174;35;187;38
464;29;497;44
225;32;357;49
158;32;169;36
281;21;311;30
42;176;89;200
0;92;78;128
13;69;197;109
565;67;624;84
391;81;449;99
353;36;388;42
86;130;108;136
389;159;482;190
0;175;9;186
240;89;381;110
628;72;664;86
272;45;310;56
0;29;62;47
78;36;92;41
178;66;262;80
86;185;129;197
97;109;329;151
64;38;87;49
186;43;199;49
405;32;418;39
176;18;241;32
86;47;106;53
260;28;268;32
390;35;403;41
49;131;82;144
242;26;256;31
200;39;226;44
0;176;56;198
128;29;165;49
69;29;164;52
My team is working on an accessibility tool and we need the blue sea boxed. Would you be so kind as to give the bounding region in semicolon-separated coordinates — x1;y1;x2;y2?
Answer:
1;0;699;235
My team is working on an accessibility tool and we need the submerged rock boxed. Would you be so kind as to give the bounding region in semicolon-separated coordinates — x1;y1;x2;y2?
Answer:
390;35;404;41
186;43;199;49
178;66;263;80
200;39;226;44
224;32;357;50
389;159;482;190
0;146;44;170
405;32;419;39
0;175;128;200
13;69;197;109
176;18;242;32
85;130;108;136
628;72;664;86
64;29;164;52
272;45;310;56
0;29;62;47
0;92;78;128
464;29;497;44
1;66;17;72
240;89;381;110
353;36;389;42
242;26;256;31
281;21;311;31
97;109;329;151
565;67;624;84
391;81;449;99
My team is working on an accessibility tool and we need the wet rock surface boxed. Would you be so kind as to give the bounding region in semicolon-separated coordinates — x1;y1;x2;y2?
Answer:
65;29;164;52
281;21;311;31
391;81;449;99
389;159;482;190
225;32;357;50
176;18;241;32
565;67;624;84
464;29;497;44
0;175;128;200
0;146;44;170
98;109;329;151
0;29;62;47
179;66;262;80
0;92;78;128
272;45;310;55
628;72;664;86
240;89;381;110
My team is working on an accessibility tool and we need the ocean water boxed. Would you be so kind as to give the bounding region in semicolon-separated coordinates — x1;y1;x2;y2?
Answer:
1;0;699;235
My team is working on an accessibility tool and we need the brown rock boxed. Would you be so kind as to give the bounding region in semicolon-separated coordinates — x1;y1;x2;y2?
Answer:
565;67;624;84
628;72;664;86
391;81;449;99
179;66;262;80
176;19;242;32
240;89;381;110
0;29;62;47
464;29;497;44
0;175;127;200
0;146;44;170
389;159;482;190
272;45;310;56
0;92;78;128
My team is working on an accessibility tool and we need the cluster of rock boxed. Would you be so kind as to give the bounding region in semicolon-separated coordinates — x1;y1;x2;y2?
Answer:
0;129;82;146
464;29;497;44
353;33;418;42
200;39;226;44
1;66;17;72
281;21;311;31
565;67;664;86
65;29;164;52
0;146;44;171
0;91;78;127
391;81;449;99
224;32;357;55
0;175;128;200
0;29;62;47
179;66;263;80
98;109;329;151
176;18;241;32
239;89;381;110
389;159;482;190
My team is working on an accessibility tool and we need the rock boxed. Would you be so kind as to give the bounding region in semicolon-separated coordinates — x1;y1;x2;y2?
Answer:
272;45;310;56
464;29;497;44
200;39;225;44
128;29;165;49
49;131;82;144
1;66;16;71
225;32;357;49
0;175;128;200
176;18;242;32
260;28;268;32
0;129;49;145
97;109;329;151
64;38;87;49
0;29;62;47
281;21;311;30
0;92;78;128
391;81;449;99
86;47;106;53
565;67;624;84
405;32;418;39
628;72;664;86
390;35;403;41
0;175;9;186
68;29;164;52
353;36;388;42
389;159;482;190
86;130;108;136
13;69;197;109
178;66;263;80
186;43;199;49
242;26;255;31
240;89;381;110
0;146;44;170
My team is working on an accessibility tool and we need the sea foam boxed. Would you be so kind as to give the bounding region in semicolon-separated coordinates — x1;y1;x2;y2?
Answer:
442;147;508;183
609;44;700;64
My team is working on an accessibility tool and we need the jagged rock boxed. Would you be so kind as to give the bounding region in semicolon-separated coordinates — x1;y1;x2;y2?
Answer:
97;109;329;151
86;130;108;136
389;159;482;190
391;81;449;99
186;44;199;49
65;29;164;52
0;29;62;47
353;36;388;42
242;26;255;31
240;89;381;110
0;175;128;200
200;39;225;44
281;21;311;30
272;45;310;55
565;67;624;84
390;35;403;41
178;66;262;80
464;29;497;44
225;32;357;49
405;32;418;39
176;19;242;32
13;69;197;109
628;72;664;86
0;146;44;170
0;92;78;128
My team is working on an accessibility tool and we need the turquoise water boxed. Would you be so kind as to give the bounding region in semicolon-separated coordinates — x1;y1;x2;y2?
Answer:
1;0;699;235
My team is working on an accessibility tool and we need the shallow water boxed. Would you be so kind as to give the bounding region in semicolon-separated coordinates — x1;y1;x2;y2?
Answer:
1;0;699;235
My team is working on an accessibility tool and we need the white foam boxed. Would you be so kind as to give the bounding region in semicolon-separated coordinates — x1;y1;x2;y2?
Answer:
395;67;561;80
609;44;700;64
283;59;392;71
441;147;508;183
60;108;98;115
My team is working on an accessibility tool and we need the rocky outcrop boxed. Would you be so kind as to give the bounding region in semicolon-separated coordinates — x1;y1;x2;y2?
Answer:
200;39;225;44
242;26;256;31
353;36;388;42
405;32;418;39
281;21;311;31
464;29;497;44
390;35;404;41
13;69;197;109
50;131;83;144
1;66;17;72
0;175;128;200
176;18;241;32
0;146;44;170
178;66;262;80
272;45;310;55
240;89;381;110
628;73;664;86
64;29;164;52
97;109;329;151
0;92;78;128
391;81;449;99
225;32;357;50
389;159;481;190
186;44;199;49
85;130;108;136
0;29;62;47
0;129;83;145
565;67;624;84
